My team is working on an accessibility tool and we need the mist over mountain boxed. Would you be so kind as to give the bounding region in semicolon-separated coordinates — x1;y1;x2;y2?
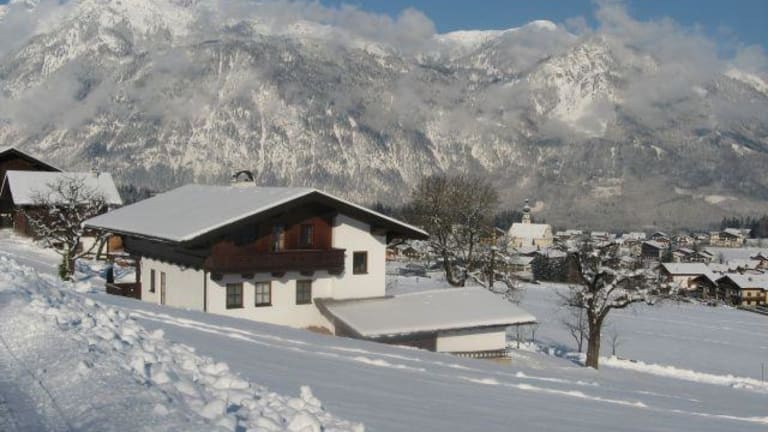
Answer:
1;0;767;230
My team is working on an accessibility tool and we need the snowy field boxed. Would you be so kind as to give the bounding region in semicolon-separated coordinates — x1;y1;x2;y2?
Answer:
1;232;768;431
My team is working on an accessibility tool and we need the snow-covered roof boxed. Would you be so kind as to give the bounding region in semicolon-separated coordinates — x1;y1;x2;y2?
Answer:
661;263;712;276
726;259;761;270
534;248;567;259
84;183;427;243
643;240;667;249
320;288;536;338
723;228;750;237
718;274;768;290
0;146;62;172
508;255;535;265
2;171;122;206
508;222;551;239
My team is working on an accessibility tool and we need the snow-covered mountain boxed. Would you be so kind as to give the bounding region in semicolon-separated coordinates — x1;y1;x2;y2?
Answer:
1;0;767;229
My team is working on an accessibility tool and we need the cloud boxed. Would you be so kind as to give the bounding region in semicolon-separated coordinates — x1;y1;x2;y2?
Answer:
0;0;766;140
0;0;76;59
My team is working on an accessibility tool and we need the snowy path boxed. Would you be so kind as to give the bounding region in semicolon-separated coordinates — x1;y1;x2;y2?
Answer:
0;336;63;432
0;249;361;431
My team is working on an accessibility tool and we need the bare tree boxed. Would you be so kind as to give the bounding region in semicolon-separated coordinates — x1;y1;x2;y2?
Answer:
561;306;587;353
22;176;109;280
406;174;498;287
607;327;622;357
560;240;672;369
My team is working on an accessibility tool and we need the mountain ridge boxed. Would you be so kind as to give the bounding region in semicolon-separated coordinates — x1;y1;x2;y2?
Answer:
1;0;766;230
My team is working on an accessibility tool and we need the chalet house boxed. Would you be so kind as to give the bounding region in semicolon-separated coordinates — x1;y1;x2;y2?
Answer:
709;229;749;248
0;170;122;237
659;263;717;294
715;274;768;306
507;200;553;249
641;240;667;261
84;182;536;355
0;147;61;228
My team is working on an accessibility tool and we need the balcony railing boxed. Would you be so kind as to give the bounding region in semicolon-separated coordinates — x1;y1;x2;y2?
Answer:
106;282;141;300
204;248;346;274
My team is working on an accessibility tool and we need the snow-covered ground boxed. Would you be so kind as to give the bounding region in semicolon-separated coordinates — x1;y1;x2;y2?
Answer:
2;232;768;431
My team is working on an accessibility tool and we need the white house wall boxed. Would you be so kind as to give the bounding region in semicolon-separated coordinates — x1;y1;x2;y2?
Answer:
436;327;508;353
140;257;205;310
206;272;335;331
331;213;386;299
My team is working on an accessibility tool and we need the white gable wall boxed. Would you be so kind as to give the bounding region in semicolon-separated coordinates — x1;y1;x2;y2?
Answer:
140;257;205;311
436;326;508;353
331;213;386;299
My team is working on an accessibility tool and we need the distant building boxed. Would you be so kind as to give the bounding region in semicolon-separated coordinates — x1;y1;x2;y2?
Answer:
716;274;768;306
0;170;122;237
0;147;62;228
641;240;668;261
709;229;750;248
659;263;717;294
507;199;553;249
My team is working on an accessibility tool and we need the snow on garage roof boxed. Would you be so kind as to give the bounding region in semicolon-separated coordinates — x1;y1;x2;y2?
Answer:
2;171;122;206
84;183;428;243
320;288;536;338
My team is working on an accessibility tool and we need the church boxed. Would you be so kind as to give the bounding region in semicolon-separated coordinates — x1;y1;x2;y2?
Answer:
506;199;554;249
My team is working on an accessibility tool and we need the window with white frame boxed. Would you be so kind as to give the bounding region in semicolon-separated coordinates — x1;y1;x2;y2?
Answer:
254;281;271;306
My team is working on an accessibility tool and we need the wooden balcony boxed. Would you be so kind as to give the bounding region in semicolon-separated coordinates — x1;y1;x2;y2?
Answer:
204;248;346;275
106;282;141;300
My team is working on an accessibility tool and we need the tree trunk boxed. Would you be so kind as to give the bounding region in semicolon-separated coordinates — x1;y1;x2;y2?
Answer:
585;320;603;369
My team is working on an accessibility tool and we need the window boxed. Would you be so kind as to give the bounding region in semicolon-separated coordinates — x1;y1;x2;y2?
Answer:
254;282;271;306
272;224;285;251
150;269;156;293
226;283;243;309
296;280;312;305
299;224;314;248
353;251;368;274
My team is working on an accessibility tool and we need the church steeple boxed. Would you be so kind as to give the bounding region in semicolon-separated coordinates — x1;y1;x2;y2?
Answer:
521;199;532;224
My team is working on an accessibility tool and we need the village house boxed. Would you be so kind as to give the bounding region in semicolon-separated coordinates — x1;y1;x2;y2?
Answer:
715;274;768;306
641;240;668;261
0;170;122;238
0;147;62;228
709;229;750;248
507;199;553;249
659;263;717;295
84;180;536;356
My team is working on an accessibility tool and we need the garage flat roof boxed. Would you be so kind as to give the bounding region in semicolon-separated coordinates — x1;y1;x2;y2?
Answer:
320;288;536;338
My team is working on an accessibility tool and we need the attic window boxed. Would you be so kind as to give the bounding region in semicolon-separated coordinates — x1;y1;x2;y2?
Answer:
300;224;314;248
272;224;285;252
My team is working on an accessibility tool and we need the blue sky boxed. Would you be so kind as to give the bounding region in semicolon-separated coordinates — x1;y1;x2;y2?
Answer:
319;0;767;48
1;0;764;48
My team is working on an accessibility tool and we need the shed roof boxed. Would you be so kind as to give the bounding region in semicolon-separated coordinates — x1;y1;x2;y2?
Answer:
320;288;536;338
